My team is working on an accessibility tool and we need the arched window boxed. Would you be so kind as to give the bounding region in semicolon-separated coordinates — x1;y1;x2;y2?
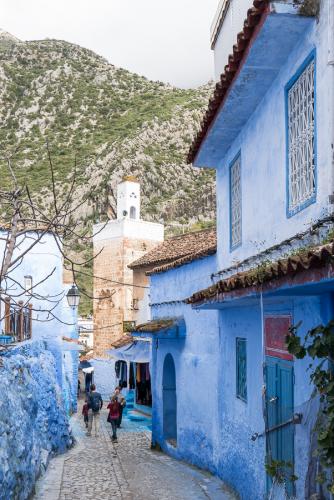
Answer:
130;206;136;219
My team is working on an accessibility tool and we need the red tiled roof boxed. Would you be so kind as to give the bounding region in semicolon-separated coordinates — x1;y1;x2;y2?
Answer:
110;334;133;348
128;228;216;273
146;246;216;275
187;241;334;304
135;318;177;333
187;0;269;164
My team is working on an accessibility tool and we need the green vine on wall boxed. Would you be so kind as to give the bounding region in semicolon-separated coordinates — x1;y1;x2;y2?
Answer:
286;320;334;493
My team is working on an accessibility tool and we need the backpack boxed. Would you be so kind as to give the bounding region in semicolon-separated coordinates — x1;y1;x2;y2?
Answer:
89;392;101;412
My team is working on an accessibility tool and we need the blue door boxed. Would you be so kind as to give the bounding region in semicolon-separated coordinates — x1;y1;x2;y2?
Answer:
265;356;294;496
163;354;177;442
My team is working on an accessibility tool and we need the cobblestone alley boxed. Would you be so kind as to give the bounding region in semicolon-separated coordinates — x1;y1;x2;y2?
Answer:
34;404;236;500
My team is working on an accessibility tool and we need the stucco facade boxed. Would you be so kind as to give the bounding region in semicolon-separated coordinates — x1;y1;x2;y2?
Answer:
149;256;219;472
0;231;79;414
213;11;333;270
147;1;334;499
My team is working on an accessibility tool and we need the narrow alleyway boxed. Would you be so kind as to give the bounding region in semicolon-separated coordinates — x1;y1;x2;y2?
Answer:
34;402;236;500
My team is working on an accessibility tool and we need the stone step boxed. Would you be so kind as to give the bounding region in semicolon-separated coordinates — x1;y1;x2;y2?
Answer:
128;414;147;422
127;410;151;422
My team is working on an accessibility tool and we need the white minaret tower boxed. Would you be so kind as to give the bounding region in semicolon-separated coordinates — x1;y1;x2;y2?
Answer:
117;176;140;221
93;177;164;358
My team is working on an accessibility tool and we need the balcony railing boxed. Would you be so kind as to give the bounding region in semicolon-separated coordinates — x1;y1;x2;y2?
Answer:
0;298;32;345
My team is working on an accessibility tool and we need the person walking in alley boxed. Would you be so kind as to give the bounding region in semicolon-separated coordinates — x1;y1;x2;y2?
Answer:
82;399;89;428
87;384;103;437
107;395;120;441
85;372;93;394
114;386;126;428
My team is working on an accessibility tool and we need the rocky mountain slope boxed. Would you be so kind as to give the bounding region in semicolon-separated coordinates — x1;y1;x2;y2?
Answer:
0;30;215;228
0;29;215;314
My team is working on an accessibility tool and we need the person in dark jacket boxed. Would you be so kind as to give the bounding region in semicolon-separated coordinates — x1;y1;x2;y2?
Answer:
85;372;93;393
107;396;120;441
114;386;126;428
82;399;89;428
87;384;103;437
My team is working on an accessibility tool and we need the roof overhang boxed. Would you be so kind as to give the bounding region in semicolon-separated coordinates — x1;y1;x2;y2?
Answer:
107;340;151;363
192;4;315;168
191;274;334;310
188;251;334;310
132;317;186;339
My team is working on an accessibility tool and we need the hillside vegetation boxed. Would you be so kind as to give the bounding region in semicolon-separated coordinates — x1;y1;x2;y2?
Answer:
0;30;215;313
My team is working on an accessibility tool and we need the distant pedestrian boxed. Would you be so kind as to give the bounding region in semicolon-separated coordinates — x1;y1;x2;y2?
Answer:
77;379;81;397
114;386;126;428
85;372;92;393
107;395;120;441
86;384;103;437
82;399;89;428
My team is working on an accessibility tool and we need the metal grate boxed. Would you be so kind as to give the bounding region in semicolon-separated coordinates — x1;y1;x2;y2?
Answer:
230;155;242;248
287;60;315;213
236;337;247;401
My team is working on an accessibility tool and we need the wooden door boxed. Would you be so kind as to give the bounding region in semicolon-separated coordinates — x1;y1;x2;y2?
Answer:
264;316;294;496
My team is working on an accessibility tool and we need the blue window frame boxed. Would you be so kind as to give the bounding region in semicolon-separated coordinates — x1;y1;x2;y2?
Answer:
236;337;247;402
229;153;242;250
285;50;317;217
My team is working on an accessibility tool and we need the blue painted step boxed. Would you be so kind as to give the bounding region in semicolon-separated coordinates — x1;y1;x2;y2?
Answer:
127;410;151;422
128;414;147;422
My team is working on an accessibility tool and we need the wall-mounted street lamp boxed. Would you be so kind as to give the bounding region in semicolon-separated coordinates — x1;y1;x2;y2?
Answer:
66;285;80;309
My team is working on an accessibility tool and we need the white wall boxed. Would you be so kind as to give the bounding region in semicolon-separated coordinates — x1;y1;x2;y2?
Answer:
93;218;164;244
212;0;253;79
116;180;141;221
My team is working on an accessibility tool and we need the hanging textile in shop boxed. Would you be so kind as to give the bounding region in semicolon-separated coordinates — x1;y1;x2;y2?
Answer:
119;361;127;387
135;361;152;406
129;362;135;389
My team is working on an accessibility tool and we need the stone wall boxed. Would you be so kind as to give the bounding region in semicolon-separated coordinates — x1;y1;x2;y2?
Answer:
93;234;159;357
0;341;72;500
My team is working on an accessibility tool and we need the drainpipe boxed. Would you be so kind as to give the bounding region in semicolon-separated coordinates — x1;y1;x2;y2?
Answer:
327;4;334;493
328;0;334;216
260;290;265;365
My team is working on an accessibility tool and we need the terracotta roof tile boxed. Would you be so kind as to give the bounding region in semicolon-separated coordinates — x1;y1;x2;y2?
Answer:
110;334;133;348
128;228;216;273
135;318;177;333
187;0;269;164
187;241;334;305
146;246;216;275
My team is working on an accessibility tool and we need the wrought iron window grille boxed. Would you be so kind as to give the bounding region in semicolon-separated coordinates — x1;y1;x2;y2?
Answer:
287;58;315;215
230;154;242;249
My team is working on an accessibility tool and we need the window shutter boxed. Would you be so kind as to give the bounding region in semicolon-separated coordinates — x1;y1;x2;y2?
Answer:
236;337;247;401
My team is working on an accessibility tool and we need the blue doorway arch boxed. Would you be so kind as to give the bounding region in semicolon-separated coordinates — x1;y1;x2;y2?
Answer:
163;353;177;442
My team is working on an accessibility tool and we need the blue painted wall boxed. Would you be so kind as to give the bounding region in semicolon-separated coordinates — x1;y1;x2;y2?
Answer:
0;341;72;500
150;256;333;497
149;7;334;498
210;10;332;270
0;232;79;415
215;294;331;498
150;255;221;473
